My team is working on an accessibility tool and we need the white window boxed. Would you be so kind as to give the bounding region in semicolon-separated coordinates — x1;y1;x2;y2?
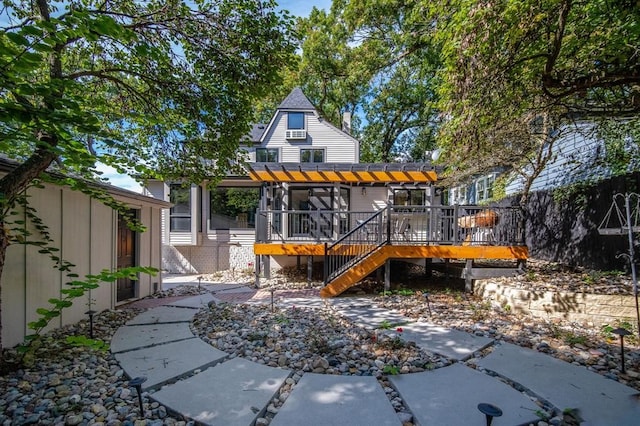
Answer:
301;148;324;162
476;174;496;202
450;185;468;205
256;148;278;162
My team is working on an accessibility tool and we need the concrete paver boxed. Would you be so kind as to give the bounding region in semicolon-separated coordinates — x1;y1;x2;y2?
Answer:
329;298;411;329
390;363;540;425
111;322;194;353
113;277;640;425
271;373;401;426
151;357;290;426
115;338;228;391
478;343;640;425
126;306;199;325
401;322;493;361
166;293;217;308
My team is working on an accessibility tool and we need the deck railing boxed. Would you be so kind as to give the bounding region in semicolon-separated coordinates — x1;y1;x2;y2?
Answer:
257;205;524;246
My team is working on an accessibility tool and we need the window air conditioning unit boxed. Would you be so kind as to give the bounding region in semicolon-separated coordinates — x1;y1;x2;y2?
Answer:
286;129;307;139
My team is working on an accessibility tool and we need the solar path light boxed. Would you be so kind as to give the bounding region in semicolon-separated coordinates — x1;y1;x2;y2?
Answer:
128;376;148;416
611;327;632;374
85;310;96;339
477;403;502;426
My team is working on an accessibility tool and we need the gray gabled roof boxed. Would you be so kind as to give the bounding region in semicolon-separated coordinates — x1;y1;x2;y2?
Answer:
247;123;267;142
277;87;316;110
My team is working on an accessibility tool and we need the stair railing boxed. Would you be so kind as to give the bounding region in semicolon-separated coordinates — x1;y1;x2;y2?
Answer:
324;207;388;285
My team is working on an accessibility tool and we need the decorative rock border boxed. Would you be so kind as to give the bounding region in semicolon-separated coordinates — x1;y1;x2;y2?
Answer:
475;281;639;326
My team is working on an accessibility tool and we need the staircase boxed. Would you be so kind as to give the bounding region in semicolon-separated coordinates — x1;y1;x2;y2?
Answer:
320;245;389;297
322;209;389;297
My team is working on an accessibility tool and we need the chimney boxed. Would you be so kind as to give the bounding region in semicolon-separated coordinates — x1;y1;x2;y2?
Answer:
342;111;352;134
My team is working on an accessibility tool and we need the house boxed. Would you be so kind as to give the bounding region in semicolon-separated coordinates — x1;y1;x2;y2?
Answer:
1;157;169;348
148;88;527;295
146;87;361;274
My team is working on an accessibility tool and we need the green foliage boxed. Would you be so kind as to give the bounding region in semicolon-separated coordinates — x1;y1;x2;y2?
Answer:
19;266;157;363
65;336;109;351
552;182;591;206
379;319;392;330
382;365;400;375
5;190;157;364
602;320;639;346
0;0;295;355
562;332;587;346
469;301;491;321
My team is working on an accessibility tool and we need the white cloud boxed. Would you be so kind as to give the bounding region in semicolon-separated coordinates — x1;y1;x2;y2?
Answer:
94;163;142;193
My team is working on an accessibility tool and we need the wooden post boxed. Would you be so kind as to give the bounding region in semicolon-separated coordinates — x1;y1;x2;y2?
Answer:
307;255;313;283
425;258;432;279
464;259;474;292
297;255;301;271
384;258;391;292
254;255;261;288
264;255;271;279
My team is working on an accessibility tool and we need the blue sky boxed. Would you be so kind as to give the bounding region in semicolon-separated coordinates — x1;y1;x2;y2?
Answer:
278;0;332;17
102;0;333;192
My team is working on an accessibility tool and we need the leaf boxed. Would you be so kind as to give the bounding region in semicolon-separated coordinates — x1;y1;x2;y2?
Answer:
6;32;30;46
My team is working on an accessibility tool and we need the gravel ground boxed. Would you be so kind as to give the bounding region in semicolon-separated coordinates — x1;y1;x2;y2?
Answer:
1;260;639;426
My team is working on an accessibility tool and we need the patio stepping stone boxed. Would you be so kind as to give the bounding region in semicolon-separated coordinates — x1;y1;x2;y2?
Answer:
114;338;227;390
477;342;640;425
126;305;199;325
329;298;411;329
111;322;194;353
390;363;540;426
151;357;290;426
400;322;493;361
165;292;217;308
270;373;401;426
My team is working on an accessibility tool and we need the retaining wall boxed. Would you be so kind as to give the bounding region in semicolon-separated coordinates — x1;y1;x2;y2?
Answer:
475;281;638;327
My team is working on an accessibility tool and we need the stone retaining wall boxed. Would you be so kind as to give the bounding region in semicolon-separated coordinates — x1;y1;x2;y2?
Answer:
474;281;638;327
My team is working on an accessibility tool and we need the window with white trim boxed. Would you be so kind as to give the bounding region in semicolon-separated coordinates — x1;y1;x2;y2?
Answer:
256;148;278;162
301;148;324;163
169;184;191;231
287;112;304;129
476;174;496;202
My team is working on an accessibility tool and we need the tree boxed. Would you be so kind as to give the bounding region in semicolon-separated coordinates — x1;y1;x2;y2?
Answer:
432;0;640;175
297;0;442;161
296;5;375;131
0;0;295;354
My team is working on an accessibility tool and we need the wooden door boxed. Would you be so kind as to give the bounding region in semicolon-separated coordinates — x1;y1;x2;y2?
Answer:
116;210;137;301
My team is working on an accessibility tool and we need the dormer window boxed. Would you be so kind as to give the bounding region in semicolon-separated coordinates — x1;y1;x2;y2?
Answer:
288;112;304;129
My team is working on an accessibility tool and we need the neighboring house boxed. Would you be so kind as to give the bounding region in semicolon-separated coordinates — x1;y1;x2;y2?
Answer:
148;88;526;293
1;157;169;348
504;122;618;195
444;122;622;204
447;172;499;205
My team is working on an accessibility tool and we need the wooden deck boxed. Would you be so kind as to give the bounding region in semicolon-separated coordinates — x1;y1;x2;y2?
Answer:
254;205;527;297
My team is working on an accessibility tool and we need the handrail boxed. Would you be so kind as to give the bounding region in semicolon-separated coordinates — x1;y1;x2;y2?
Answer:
324;207;387;284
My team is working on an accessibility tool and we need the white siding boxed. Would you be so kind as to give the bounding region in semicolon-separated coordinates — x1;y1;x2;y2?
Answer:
351;187;389;212
261;111;358;163
505;123;609;195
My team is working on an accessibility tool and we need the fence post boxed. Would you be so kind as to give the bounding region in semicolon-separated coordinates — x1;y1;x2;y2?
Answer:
453;204;459;245
323;242;328;285
386;203;391;244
